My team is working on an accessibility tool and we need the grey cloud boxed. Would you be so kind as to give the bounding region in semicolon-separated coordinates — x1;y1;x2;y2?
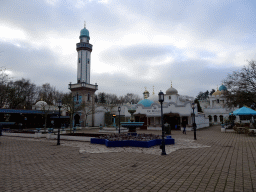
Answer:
100;44;174;63
0;42;76;93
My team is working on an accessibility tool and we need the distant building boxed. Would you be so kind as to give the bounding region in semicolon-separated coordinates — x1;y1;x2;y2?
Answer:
132;85;209;130
199;85;238;124
67;24;209;130
68;23;98;127
92;85;209;130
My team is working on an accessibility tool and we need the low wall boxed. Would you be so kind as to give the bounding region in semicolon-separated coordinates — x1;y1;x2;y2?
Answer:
2;132;92;141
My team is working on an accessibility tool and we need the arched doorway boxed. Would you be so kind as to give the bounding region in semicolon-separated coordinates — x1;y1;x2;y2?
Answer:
74;114;80;126
164;115;181;130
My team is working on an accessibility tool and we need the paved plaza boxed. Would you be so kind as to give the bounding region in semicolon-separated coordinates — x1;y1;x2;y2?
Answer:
1;126;256;192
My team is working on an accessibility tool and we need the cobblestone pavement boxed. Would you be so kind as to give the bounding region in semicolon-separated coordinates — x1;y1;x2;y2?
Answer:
1;126;256;192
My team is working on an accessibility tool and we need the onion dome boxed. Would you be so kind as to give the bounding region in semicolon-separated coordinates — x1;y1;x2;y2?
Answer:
35;101;48;107
80;22;90;40
143;87;150;99
166;82;178;95
147;86;159;102
219;84;227;91
138;99;154;107
212;86;222;96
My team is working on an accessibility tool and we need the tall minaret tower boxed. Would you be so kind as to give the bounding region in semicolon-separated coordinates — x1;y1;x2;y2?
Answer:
76;22;92;83
69;22;98;127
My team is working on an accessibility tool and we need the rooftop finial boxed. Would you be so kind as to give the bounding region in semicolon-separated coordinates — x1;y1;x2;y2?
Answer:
84;21;86;28
171;81;172;88
153;86;155;95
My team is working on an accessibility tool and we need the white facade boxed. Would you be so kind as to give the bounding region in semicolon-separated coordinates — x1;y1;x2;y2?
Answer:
199;86;239;124
89;86;209;130
76;25;92;84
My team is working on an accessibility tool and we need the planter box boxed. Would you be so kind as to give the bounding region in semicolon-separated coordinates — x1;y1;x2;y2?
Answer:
165;138;175;145
59;135;92;141
91;138;106;144
102;139;174;148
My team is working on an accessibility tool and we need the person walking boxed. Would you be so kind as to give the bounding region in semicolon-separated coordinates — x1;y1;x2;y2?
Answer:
182;119;187;134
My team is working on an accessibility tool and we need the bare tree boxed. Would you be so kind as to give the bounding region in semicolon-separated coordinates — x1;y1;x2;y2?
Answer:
7;78;36;109
37;83;63;105
0;67;10;108
223;60;256;108
122;93;141;104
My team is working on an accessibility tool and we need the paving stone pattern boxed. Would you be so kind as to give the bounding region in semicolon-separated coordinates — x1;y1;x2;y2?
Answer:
1;126;256;191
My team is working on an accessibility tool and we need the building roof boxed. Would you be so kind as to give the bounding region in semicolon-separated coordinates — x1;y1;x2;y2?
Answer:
219;84;227;91
232;106;256;115
166;82;178;95
138;99;154;107
80;27;90;39
0;109;46;114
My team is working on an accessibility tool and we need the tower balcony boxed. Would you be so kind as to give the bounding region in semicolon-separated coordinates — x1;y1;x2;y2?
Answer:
76;43;93;52
68;82;98;91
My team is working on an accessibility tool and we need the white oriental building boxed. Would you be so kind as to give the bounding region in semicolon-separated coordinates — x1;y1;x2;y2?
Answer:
131;85;209;130
199;85;239;124
68;23;98;127
94;85;210;130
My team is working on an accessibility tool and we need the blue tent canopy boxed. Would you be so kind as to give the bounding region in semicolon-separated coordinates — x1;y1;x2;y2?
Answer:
232;107;256;115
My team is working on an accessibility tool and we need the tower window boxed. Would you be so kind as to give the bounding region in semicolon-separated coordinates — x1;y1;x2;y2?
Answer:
88;94;90;101
88;59;90;64
79;58;81;63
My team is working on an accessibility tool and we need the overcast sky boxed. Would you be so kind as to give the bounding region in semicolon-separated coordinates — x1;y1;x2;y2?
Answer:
1;0;256;98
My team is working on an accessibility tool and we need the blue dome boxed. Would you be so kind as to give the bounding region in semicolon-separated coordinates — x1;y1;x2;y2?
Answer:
219;85;227;91
80;28;90;39
138;99;154;107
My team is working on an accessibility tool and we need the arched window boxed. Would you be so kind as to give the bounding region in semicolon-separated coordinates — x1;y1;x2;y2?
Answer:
214;115;217;122
208;115;212;122
220;115;223;123
88;93;90;101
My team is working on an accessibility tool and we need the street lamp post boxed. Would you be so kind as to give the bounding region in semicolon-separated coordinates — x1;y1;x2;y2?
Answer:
192;103;197;140
118;106;121;134
159;91;166;155
230;112;235;128
57;100;62;145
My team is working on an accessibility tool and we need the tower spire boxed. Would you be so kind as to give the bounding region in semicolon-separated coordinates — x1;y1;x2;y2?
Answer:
84;21;86;28
153;86;155;95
